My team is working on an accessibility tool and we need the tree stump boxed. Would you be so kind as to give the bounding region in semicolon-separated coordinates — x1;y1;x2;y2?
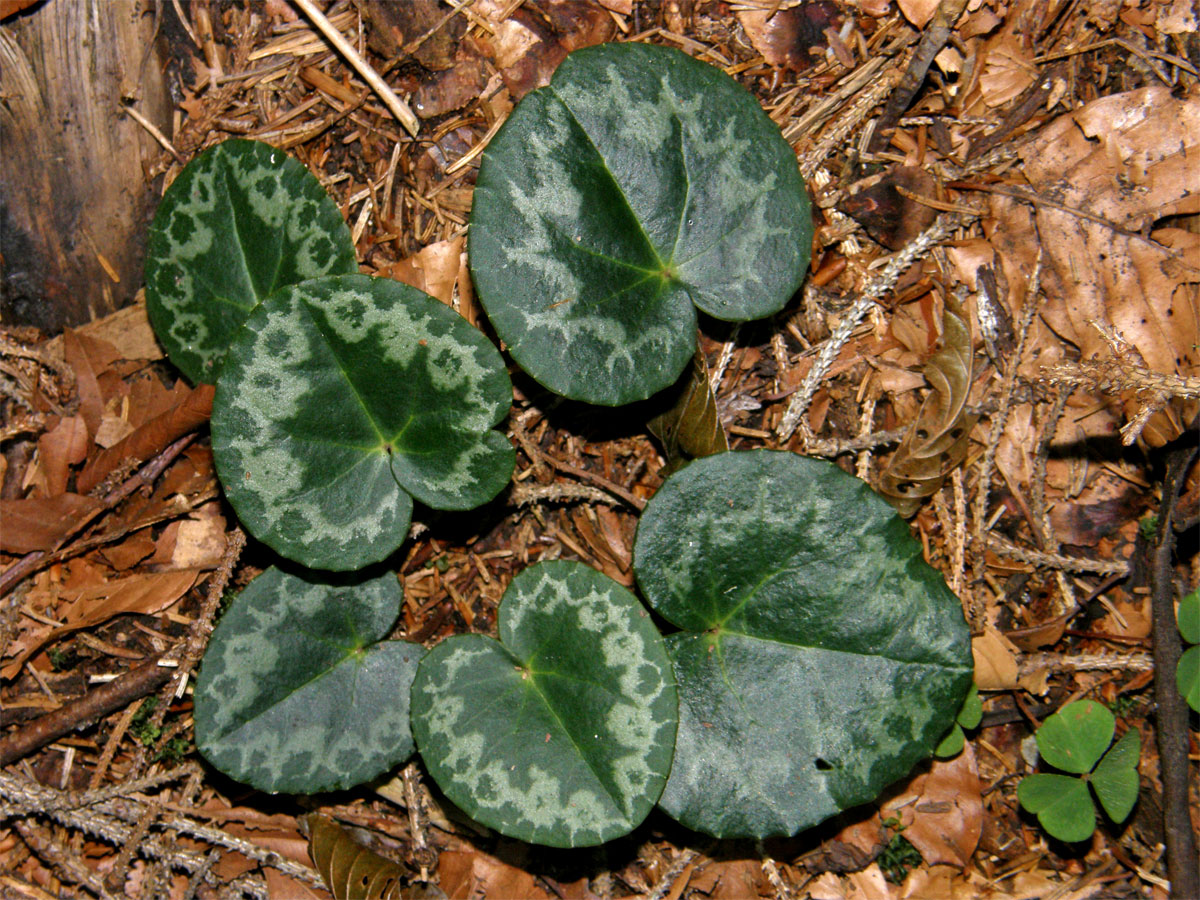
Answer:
1;0;171;333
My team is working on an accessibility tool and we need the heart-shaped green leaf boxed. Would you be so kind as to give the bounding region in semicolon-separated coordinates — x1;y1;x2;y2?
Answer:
1034;700;1114;775
633;450;973;839
469;42;811;406
1178;589;1199;645
409;560;678;847
1091;727;1140;823
211;274;515;571
934;683;981;757
1177;644;1199;712
1017;773;1095;843
145;139;357;383
194;566;422;794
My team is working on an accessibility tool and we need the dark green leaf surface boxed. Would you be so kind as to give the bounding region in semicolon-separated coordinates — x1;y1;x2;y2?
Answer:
1018;774;1095;843
1178;589;1199;644
1035;700;1113;775
194;567;422;793
633;450;972;838
145;139;356;383
211;274;515;570
470;43;811;405
1178;645;1199;712
1091;727;1140;823
410;561;678;847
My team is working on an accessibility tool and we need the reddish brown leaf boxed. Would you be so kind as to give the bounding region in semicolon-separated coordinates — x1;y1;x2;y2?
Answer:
76;383;214;494
62;329;119;436
882;744;983;868
0;492;101;553
35;415;89;496
2;569;198;678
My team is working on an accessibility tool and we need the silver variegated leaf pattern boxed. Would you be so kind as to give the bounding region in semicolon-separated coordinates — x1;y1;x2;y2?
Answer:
470;42;811;406
145;139;357;383
633;450;973;839
194;567;423;794
210;274;515;571
410;560;678;848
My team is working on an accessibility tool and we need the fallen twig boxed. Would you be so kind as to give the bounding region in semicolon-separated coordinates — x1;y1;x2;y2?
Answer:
1149;440;1199;899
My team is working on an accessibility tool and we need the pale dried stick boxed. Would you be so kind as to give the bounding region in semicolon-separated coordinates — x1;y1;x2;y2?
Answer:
291;0;419;136
985;534;1128;576
777;214;963;442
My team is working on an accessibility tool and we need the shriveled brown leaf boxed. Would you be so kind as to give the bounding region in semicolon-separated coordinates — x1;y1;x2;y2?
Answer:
62;329;119;435
2;568;198;678
736;2;842;72
75;382;214;494
438;846;553;900
971;627;1019;691
647;348;729;470
841;168;940;251
990;85;1200;445
0;492;101;553
879;296;977;516
882;744;983;868
306;814;436;900
35;414;89;496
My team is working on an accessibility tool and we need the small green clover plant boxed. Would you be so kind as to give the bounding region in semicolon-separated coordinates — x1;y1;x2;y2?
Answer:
1017;700;1140;843
149;45;972;854
935;683;981;757
1177;589;1198;711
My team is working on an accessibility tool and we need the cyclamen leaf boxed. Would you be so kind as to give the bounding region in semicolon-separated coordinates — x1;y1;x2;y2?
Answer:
211;274;515;571
194;567;423;794
145;139;356;383
633;450;973;838
410;561;678;848
1034;700;1114;775
1090;727;1140;824
469;42;811;406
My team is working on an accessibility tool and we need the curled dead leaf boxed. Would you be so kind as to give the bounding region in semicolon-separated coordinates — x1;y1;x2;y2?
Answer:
647;348;729;472
879;295;977;517
306;814;445;900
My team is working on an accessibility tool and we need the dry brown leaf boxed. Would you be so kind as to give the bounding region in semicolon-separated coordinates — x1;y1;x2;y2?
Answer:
990;85;1200;445
0;492;101;553
2;568;198;678
438;846;553;900
896;0;940;28
306;814;408;900
35;414;89;496
98;530;158;571
971;627;1019;691
62;329;119;436
76;382;214;494
736;2;842;72
166;502;228;570
882;744;983;868
841;168;941;251
879;296;977;517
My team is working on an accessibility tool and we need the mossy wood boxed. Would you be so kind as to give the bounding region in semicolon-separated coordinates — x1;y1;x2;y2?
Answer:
410;561;678;847
194;567;422;794
145;139;357;383
469;42;811;406
211;274;515;571
633;450;973;839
